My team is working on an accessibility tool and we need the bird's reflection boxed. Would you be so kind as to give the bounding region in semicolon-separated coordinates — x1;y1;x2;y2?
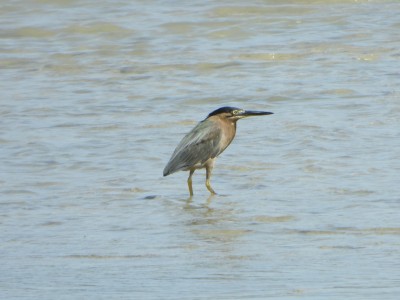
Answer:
205;193;215;206
184;193;216;212
182;193;240;229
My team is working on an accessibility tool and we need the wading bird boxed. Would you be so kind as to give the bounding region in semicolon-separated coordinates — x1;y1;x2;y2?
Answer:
163;106;273;196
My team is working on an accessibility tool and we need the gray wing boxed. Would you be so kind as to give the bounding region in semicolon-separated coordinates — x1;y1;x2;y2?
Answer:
163;120;223;176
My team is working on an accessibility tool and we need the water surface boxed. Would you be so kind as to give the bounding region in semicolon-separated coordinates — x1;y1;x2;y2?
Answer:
1;0;400;299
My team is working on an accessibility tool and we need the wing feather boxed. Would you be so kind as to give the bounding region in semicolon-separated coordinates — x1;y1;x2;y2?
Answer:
163;120;223;176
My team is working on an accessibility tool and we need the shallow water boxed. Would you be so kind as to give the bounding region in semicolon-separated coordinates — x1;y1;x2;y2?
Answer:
1;0;400;299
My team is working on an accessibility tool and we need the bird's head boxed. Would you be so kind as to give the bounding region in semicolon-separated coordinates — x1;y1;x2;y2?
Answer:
207;106;273;121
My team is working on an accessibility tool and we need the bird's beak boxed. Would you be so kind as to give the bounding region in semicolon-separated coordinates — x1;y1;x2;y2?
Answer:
239;110;274;118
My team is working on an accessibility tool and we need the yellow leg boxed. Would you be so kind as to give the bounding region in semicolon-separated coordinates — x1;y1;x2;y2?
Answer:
187;169;195;196
206;179;216;194
205;165;216;195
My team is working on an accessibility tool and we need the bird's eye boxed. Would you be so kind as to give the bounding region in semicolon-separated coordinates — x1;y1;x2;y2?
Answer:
232;110;240;115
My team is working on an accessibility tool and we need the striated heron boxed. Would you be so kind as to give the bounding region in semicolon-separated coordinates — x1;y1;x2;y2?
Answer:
163;106;273;196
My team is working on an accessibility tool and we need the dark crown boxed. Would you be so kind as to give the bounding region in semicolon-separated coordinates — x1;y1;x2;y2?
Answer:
207;106;241;118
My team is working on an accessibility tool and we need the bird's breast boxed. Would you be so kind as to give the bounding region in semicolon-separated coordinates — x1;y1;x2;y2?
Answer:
218;119;236;152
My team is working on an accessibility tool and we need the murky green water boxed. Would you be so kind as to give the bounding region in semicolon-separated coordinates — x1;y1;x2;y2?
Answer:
1;0;399;299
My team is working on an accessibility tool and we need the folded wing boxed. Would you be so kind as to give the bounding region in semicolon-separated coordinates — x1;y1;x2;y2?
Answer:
163;120;223;176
